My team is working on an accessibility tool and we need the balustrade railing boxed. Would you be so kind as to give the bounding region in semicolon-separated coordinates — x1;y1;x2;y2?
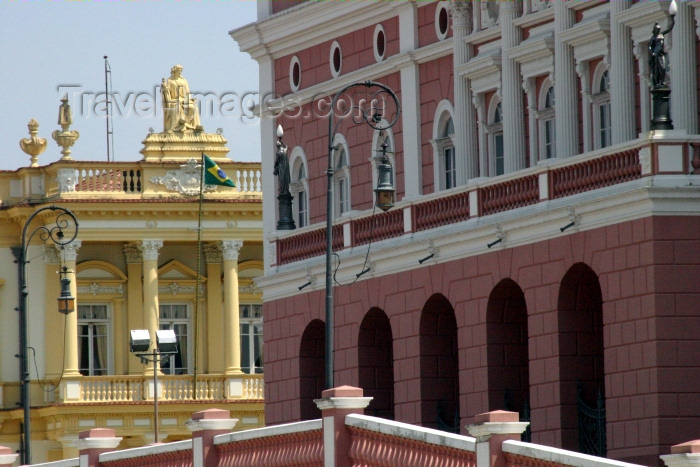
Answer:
273;139;695;266
413;192;470;232
57;374;263;404
352;209;404;246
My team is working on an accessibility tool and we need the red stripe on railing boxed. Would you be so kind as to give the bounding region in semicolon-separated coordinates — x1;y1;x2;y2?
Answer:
413;192;470;232
550;149;640;199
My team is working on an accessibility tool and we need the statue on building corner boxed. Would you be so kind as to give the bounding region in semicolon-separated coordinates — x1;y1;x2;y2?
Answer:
52;95;80;160
274;124;295;230
648;17;675;88
649;0;677;131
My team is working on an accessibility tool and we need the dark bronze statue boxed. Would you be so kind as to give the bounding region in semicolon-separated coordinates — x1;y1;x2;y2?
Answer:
648;17;675;88
274;137;291;196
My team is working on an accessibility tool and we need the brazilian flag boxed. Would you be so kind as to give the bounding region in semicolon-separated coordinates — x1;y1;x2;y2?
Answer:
203;154;235;187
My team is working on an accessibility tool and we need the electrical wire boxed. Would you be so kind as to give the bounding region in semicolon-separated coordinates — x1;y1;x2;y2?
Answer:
29;313;67;393
332;203;377;287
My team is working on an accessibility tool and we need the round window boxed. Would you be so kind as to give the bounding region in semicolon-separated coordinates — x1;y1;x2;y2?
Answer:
435;3;450;40
373;24;386;62
289;56;301;92
330;41;342;78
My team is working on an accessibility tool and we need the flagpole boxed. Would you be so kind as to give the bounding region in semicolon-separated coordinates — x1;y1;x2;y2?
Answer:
193;154;205;399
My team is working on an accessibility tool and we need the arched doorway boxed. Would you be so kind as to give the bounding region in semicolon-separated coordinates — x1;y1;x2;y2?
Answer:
558;263;605;454
299;319;325;421
358;308;394;419
486;279;529;418
419;294;459;431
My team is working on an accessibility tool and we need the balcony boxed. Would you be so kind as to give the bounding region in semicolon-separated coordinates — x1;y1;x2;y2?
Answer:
272;135;700;267
0;159;262;205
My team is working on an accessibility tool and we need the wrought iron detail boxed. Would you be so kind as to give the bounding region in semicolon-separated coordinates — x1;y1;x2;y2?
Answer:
577;381;607;457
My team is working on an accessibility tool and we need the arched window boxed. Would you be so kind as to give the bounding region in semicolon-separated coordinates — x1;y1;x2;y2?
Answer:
487;99;504;176
539;84;556;159
290;147;309;228
592;68;611;149
431;101;456;191
333;135;351;218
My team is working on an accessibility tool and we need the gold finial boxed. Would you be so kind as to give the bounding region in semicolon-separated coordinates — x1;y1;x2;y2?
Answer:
20;118;47;167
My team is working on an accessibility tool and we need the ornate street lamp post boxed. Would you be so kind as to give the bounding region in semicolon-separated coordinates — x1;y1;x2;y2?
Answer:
649;0;677;130
13;205;79;465
323;81;401;389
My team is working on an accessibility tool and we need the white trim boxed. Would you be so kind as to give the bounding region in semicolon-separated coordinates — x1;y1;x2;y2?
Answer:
185;418;238;432
289;56;301;92
100;440;192;463
467;421;529;440
290;146;310;228
314;396;373;410
214;419;322;444
373;23;386;62
329;40;342;78
503;440;646;467
431;100;456;191
332;133;352;219
75;436;123;450
435;1;450;41
346;414;476;452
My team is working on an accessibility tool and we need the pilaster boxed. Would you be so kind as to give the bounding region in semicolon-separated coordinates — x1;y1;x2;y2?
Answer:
76;428;122;467
124;244;144;374
0;446;18;467
452;1;478;182
204;243;224;373
662;440;700;467
670;2;698;133
187;409;238;467
500;2;526;172
43;244;63;379
554;1;579;157
610;0;636;144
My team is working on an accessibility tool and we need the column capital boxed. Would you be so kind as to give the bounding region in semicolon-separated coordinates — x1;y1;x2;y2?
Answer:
221;240;243;261
44;244;62;264
450;0;472;32
203;242;223;263
123;243;143;264
62;239;82;261
139;240;163;261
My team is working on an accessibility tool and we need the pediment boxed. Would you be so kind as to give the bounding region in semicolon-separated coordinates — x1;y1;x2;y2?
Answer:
158;260;205;282
77;261;127;281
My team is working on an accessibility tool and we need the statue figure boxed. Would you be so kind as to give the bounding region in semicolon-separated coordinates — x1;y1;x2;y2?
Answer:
161;65;202;133
52;95;80;161
58;95;72;129
648;17;675;88
274;137;291;196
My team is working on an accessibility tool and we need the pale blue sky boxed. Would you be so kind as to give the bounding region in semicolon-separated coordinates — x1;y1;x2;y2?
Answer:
0;0;260;171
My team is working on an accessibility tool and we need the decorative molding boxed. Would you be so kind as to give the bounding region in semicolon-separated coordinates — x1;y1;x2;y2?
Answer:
57;168;77;193
140;240;163;261
221;240;244;261
203;243;222;263
63;239;82;262
150;159;218;196
44;244;61;264
123;244;142;264
79;283;124;296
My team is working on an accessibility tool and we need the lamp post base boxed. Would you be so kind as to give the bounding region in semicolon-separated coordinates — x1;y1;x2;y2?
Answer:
651;86;674;131
277;193;296;230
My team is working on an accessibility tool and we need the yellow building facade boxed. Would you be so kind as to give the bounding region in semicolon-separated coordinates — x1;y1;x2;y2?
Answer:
0;90;264;463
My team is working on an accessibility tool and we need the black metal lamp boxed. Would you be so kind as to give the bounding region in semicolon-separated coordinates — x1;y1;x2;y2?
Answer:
57;266;75;315
374;157;395;212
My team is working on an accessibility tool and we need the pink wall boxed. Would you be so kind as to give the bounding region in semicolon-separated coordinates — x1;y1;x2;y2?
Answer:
263;215;700;466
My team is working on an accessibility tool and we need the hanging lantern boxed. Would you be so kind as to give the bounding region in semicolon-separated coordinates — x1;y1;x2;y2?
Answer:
57;267;75;315
374;156;395;212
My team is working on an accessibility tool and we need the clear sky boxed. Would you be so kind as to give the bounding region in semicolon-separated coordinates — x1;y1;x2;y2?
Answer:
0;0;261;172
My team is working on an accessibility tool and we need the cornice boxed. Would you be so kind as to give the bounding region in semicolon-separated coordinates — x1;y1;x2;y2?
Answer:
258;175;700;301
231;1;407;61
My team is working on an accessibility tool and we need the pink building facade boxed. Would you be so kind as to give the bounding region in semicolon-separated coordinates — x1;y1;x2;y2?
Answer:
231;2;700;466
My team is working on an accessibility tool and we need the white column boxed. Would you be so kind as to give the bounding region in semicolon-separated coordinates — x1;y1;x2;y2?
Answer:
63;240;82;377
451;1;478;182
633;43;652;134
522;78;538;166
474;93;488;177
221;240;243;375
554;1;579;157
670;2;698;133
259;55;277;275
610;1;636;144
139;240;162;376
500;2;526;173
399;1;422;198
576;61;592;153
